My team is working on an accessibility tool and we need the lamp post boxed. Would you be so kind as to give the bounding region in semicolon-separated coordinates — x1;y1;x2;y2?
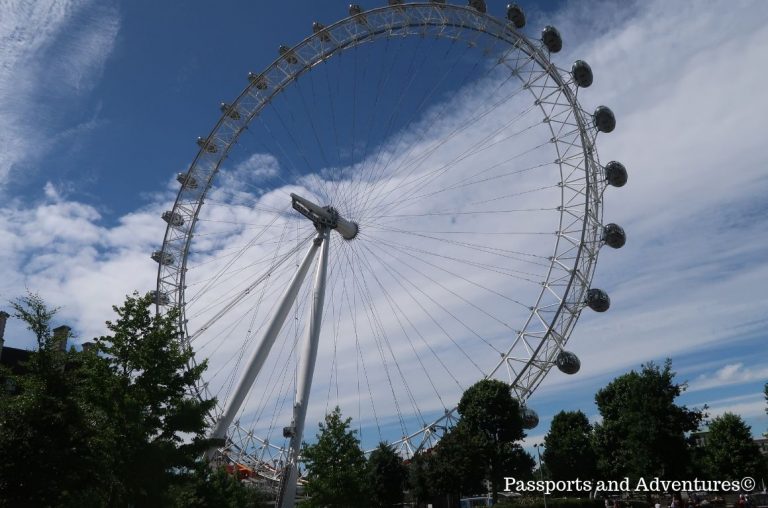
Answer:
533;443;548;508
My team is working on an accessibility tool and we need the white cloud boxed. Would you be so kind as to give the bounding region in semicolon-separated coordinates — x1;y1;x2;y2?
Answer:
688;363;768;393
702;393;768;429
0;182;167;346
0;0;119;187
2;0;767;452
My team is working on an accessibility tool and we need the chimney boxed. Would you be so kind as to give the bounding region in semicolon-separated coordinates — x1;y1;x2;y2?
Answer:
0;310;8;362
52;325;71;352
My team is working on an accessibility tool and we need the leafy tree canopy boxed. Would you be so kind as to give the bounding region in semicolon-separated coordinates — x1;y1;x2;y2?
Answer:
543;410;597;484
446;379;533;503
0;291;261;507
593;360;704;481
366;442;408;508
701;412;766;480
301;407;367;507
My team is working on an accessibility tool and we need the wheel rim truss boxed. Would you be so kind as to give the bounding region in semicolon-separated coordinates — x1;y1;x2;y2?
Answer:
154;1;608;466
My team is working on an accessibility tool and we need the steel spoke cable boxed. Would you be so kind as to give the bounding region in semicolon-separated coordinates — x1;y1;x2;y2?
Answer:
349;31;429;216
355;241;465;393
350;32;415;214
351;242;452;409
363;47;537;212
293;76;333;179
343;242;410;437
357;241;488;372
186;235;307;337
346;248;429;429
361;68;545;217
368;107;546;220
270;88;336;205
337;241;384;442
374;158;553;213
248;109;321;199
185;213;282;304
468;182;561;207
185;246;303;297
186;235;312;273
319;52;345;200
360;222;553;270
360;233;545;284
262;99;333;205
367;237;525;327
339;240;392;441
338;34;398;215
350;35;467;218
185;220;297;315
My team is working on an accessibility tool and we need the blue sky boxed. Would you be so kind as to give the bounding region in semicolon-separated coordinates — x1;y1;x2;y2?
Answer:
1;0;766;455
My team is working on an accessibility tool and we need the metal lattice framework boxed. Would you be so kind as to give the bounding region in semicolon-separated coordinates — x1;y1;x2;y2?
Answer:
152;1;624;499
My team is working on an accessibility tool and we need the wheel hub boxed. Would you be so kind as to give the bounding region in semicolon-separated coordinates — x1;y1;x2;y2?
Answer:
290;193;358;240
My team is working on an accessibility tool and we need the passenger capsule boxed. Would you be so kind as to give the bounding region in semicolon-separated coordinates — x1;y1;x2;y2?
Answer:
521;407;539;429
176;172;199;190
388;0;404;6
349;4;364;16
542;26;563;53
586;288;610;312
604;161;628;187
247;72;268;90
312;21;331;42
556;350;581;375
506;4;526;28
279;45;298;65
162;211;184;227
148;290;170;306
602;223;626;249
220;102;241;120
151;250;175;266
197;137;217;153
468;0;487;13
593;106;616;133
571;60;593;88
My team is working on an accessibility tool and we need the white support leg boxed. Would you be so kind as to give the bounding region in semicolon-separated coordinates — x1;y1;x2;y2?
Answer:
278;227;330;508
207;231;324;457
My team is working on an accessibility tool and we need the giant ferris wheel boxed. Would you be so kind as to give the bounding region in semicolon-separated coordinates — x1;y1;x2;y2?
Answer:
152;1;627;504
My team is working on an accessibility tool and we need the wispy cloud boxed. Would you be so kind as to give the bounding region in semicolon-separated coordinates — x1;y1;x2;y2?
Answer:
688;363;768;393
0;0;119;187
1;0;767;450
702;393;767;429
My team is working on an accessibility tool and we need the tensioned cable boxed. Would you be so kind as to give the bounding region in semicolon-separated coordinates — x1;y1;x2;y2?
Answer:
360;67;545;218
338;240;408;438
358;241;501;364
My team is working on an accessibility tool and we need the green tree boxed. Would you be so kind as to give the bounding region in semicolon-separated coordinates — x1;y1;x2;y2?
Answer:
543;411;597;484
0;291;251;507
0;292;113;507
407;451;437;505
366;443;408;507
702;413;766;481
89;292;218;506
301;407;367;507
429;423;488;504
8;291;59;350
593;360;704;482
168;463;268;508
410;380;534;506
456;379;533;503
